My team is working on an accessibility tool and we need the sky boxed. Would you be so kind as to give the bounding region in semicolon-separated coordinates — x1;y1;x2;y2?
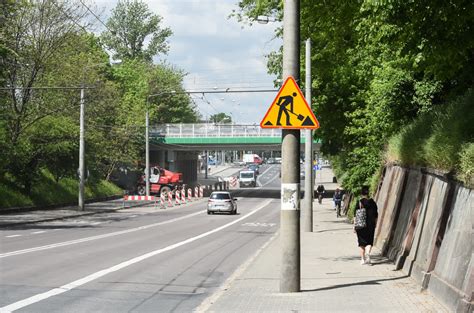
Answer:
93;0;282;124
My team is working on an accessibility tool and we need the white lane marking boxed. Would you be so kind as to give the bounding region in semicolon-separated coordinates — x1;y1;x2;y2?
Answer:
5;235;21;238
0;210;205;259
242;222;276;227
31;231;46;235
90;222;102;226
0;199;273;312
129;215;138;218
256;165;275;187
260;167;281;187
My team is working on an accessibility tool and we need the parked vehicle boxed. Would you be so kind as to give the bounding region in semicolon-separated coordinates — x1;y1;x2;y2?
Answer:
207;191;237;214
243;154;263;165
267;158;276;164
137;165;183;196
239;170;257;187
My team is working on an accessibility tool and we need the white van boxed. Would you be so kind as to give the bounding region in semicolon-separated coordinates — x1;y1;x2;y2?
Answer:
239;170;256;187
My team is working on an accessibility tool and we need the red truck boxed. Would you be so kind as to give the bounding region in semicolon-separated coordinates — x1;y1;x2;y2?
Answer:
137;165;183;196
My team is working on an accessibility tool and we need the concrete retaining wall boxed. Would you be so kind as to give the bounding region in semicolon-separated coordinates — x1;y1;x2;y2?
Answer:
375;165;473;312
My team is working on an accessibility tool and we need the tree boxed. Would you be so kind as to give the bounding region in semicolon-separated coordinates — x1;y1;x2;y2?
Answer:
101;0;172;62
209;113;232;124
0;0;92;192
235;0;474;194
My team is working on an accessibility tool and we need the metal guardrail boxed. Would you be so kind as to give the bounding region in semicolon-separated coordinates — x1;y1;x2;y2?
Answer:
151;123;282;138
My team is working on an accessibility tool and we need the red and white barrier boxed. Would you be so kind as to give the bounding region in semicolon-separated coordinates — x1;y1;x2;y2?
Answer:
123;195;157;209
181;189;186;204
229;176;238;188
188;188;192;201
124;195;155;201
160;193;165;208
195;186;199;199
168;192;173;207
175;190;181;205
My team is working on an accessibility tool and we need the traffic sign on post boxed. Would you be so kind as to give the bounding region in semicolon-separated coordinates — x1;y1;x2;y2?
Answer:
260;76;320;129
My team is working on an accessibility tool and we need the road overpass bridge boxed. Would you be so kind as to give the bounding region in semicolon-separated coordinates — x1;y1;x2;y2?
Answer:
150;123;321;150
148;123;321;184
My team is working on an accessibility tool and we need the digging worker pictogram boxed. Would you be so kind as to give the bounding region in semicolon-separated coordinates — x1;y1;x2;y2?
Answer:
276;92;297;126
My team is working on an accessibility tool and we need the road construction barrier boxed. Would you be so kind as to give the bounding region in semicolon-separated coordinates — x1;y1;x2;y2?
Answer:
188;188;192;201
160;193;165;208
229;176;238;188
123;195;157;209
175;190;181;205
168;192;173;207
199;186;204;198
195;186;199;198
181;188;186;204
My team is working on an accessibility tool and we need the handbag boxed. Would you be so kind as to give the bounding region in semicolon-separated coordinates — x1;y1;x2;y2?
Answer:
354;200;367;229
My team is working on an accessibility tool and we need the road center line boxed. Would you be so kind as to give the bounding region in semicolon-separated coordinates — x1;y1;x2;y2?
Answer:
0;210;205;259
0;199;273;312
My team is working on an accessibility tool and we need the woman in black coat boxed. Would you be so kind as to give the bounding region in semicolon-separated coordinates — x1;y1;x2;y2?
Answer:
354;187;378;264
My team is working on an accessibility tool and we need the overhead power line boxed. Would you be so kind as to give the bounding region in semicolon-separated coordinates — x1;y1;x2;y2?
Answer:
77;0;111;32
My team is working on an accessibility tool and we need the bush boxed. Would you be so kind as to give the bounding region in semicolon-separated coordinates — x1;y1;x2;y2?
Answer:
0;183;33;208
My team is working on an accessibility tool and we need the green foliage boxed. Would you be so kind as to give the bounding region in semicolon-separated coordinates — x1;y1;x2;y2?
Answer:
0;169;122;209
0;1;198;208
101;0;172;62
209;113;232;124
237;0;473;195
458;143;474;188
386;90;474;179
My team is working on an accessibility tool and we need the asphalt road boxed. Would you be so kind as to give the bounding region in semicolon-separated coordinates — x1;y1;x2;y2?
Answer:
0;166;282;313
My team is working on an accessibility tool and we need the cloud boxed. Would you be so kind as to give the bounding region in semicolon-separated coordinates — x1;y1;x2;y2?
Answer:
95;0;282;123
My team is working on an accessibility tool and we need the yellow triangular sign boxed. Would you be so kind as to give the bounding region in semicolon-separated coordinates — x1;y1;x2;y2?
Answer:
260;76;320;129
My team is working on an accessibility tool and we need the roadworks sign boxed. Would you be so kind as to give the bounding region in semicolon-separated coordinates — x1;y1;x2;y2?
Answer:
260;76;320;129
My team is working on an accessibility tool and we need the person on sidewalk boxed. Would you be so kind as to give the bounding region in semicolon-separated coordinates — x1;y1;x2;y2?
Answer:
333;188;343;217
316;184;325;204
354;186;378;265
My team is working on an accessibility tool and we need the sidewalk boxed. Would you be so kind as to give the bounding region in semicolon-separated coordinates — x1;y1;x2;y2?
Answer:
198;167;447;313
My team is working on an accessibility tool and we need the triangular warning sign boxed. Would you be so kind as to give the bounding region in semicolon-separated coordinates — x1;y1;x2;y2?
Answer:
260;76;320;129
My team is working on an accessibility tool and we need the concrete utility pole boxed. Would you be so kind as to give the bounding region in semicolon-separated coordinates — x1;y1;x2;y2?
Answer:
145;109;150;197
302;38;313;232
280;0;301;293
78;86;85;211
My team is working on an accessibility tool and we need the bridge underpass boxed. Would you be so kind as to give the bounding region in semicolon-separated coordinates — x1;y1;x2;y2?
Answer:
148;123;321;184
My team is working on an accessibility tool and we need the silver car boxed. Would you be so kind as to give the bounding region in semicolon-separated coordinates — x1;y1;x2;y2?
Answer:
207;191;237;215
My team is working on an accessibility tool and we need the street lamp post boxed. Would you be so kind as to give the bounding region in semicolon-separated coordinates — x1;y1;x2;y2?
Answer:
302;38;313;232
145;107;150;197
78;86;85;211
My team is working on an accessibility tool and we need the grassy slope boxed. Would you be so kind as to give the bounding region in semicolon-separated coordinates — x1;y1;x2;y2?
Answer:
0;169;122;209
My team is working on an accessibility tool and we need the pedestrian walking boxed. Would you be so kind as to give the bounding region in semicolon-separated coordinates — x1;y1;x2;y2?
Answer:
353;186;378;265
316;184;325;204
333;187;343;217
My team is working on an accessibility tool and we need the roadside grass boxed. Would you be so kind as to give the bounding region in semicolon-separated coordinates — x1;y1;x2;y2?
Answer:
0;169;122;209
385;89;474;186
0;183;33;208
458;143;474;188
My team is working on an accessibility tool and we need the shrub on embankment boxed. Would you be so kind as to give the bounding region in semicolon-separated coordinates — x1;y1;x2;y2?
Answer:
0;169;122;210
385;89;474;188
